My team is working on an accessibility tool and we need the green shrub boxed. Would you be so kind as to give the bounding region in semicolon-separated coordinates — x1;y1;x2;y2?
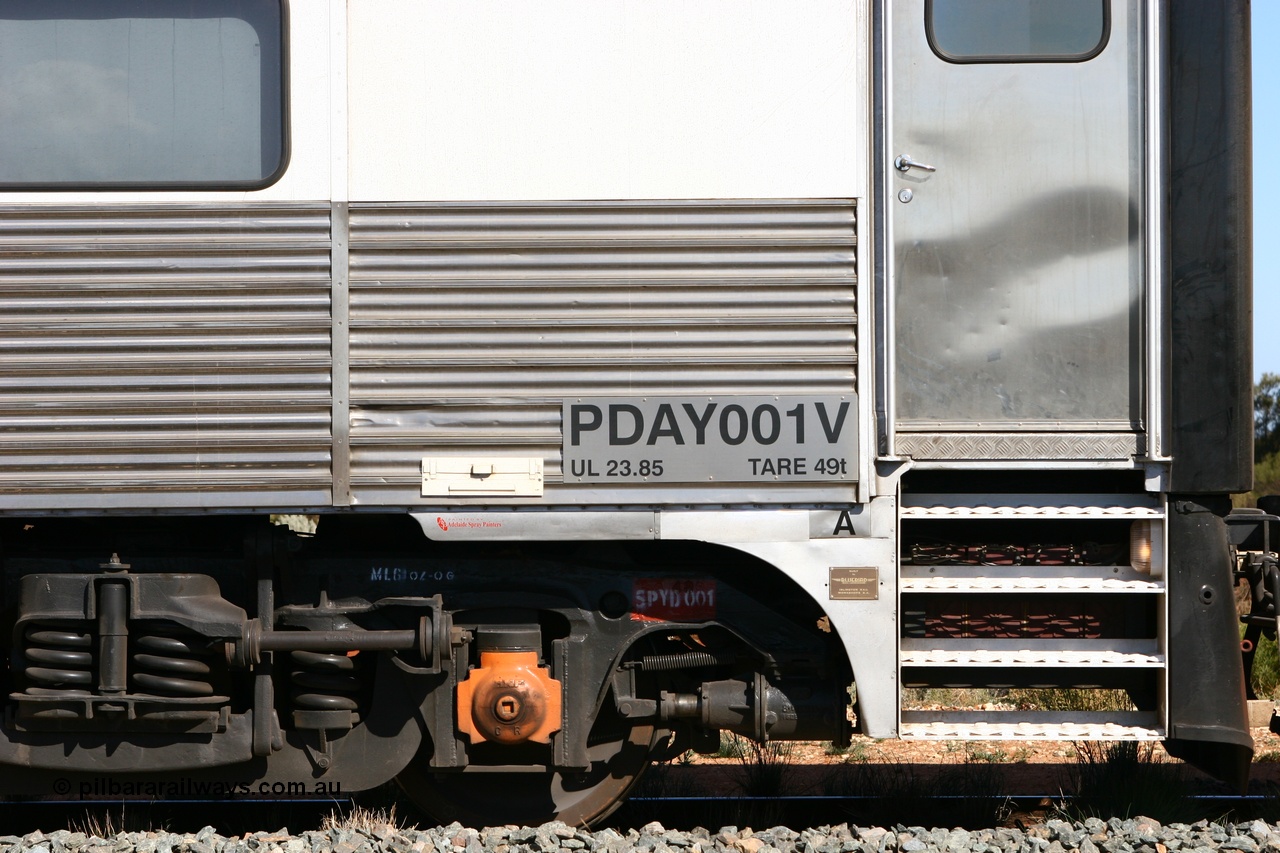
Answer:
1250;630;1280;700
1006;688;1134;713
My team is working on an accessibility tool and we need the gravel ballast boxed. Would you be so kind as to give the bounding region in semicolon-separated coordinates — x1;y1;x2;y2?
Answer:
6;817;1280;853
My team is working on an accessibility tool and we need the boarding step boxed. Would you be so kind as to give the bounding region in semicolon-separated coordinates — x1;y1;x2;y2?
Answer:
899;710;1164;740
899;566;1163;594
899;638;1163;668
900;493;1162;519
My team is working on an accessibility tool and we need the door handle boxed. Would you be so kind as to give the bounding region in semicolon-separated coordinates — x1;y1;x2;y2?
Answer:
895;154;936;173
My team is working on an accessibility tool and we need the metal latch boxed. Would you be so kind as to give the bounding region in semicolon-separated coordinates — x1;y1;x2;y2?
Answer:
421;457;544;498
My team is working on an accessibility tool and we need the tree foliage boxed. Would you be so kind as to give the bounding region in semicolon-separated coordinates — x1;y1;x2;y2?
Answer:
1239;375;1280;505
1257;373;1280;462
1256;452;1280;502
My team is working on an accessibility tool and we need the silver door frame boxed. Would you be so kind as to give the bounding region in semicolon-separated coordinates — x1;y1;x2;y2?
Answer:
1144;0;1169;469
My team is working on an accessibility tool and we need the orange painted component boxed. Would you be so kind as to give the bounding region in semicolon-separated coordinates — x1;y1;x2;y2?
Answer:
456;650;562;745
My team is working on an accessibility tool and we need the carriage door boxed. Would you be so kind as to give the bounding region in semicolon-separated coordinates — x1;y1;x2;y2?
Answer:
889;0;1145;459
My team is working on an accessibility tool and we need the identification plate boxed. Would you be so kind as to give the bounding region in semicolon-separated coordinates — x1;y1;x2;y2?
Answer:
631;578;717;622
562;395;857;484
829;567;878;601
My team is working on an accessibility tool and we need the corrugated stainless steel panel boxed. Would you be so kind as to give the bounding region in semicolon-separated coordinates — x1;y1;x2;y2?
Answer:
0;205;333;508
348;200;857;506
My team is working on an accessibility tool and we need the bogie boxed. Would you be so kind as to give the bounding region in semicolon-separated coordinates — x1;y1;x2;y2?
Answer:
0;518;851;825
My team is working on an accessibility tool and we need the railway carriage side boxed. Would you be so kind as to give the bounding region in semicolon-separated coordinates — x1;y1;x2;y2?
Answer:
0;0;1257;826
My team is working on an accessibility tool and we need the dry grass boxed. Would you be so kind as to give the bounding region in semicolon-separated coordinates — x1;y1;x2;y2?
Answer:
1057;741;1204;824
322;804;412;834
729;735;795;797
821;755;1010;827
68;806;164;838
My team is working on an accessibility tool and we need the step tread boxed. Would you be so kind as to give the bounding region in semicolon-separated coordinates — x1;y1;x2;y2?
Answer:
899;575;1162;593
899;720;1165;740
899;639;1163;668
901;504;1162;518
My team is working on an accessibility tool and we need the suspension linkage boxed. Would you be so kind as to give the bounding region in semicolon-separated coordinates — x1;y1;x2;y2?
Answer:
226;616;441;669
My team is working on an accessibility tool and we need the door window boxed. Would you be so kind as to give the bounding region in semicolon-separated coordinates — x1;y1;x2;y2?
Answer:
927;0;1109;63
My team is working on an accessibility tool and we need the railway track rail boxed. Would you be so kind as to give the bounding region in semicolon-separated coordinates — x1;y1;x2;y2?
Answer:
0;789;1277;839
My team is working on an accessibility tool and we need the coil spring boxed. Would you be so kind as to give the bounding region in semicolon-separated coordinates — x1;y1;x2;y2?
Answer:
132;634;214;697
291;650;359;711
640;651;736;671
23;626;93;695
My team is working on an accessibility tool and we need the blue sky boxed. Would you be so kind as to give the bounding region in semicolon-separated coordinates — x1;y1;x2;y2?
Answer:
1256;3;1277;380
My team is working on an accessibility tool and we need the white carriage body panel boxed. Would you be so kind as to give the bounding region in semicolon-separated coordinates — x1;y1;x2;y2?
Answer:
347;0;866;202
0;0;871;512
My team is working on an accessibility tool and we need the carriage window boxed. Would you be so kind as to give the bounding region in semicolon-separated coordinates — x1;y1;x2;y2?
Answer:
0;0;285;188
927;0;1109;63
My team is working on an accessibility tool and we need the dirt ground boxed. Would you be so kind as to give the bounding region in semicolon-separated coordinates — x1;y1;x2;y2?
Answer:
684;726;1280;768
649;727;1280;798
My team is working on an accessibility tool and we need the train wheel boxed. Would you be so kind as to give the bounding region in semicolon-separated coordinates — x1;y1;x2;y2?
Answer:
395;715;659;828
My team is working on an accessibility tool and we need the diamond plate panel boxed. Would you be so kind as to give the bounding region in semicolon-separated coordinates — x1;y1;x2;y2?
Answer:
895;432;1141;460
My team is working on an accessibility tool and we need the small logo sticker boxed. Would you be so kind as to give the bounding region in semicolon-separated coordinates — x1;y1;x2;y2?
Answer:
437;517;449;532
